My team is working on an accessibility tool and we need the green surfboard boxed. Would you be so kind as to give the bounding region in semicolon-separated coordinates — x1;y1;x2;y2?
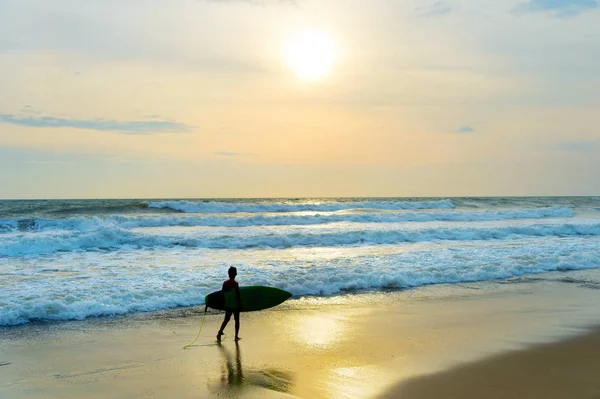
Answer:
205;286;292;312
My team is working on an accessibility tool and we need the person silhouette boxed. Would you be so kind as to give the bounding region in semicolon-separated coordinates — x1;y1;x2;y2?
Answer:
217;267;242;342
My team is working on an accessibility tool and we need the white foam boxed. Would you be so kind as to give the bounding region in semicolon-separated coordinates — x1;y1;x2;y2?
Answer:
1;237;599;326
0;207;576;233
0;219;599;257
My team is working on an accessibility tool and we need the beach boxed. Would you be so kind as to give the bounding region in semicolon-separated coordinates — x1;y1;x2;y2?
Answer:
2;268;600;398
1;197;600;397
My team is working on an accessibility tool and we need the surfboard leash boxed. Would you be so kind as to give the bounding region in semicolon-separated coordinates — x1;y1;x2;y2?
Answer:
183;306;227;349
183;306;208;349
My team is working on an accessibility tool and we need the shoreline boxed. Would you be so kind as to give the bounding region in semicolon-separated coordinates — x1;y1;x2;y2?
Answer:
2;272;600;398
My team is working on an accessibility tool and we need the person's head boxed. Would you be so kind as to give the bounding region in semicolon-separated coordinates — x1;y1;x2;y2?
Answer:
228;266;237;279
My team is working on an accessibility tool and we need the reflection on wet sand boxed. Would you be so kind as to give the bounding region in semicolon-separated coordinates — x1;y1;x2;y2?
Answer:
208;341;294;396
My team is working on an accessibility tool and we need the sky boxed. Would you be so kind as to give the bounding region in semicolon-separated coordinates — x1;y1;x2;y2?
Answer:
0;0;599;198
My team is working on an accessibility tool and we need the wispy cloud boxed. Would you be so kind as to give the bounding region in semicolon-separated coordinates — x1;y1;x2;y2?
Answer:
554;140;599;151
515;0;599;17
21;105;42;115
215;151;256;157
0;114;191;134
456;126;476;133
415;1;453;17
24;161;72;165
208;0;298;5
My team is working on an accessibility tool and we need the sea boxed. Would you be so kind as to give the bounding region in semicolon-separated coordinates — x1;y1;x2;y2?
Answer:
1;197;600;327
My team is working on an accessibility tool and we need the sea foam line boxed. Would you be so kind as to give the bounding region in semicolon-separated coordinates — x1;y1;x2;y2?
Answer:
0;207;575;233
1;221;600;257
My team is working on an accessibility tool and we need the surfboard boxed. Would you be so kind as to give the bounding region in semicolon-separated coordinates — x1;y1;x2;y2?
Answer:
205;286;292;312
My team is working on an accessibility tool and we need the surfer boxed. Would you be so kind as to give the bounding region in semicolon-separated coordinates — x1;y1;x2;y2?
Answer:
217;267;242;343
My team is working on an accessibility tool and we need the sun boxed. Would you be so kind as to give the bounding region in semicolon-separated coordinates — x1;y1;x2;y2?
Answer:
286;30;335;81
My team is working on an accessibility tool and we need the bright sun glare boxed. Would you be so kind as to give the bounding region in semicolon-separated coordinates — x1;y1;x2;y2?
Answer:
286;30;335;81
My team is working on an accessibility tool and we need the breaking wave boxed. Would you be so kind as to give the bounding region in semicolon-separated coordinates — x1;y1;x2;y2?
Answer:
2;237;599;326
1;220;599;257
0;207;575;233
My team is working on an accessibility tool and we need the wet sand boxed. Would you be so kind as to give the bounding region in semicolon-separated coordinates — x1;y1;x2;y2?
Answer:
1;274;600;398
382;329;600;398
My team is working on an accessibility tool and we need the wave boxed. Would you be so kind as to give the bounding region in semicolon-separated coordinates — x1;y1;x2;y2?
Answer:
0;207;576;233
0;288;204;327
0;199;149;218
3;197;598;220
147;199;455;213
450;196;600;209
2;221;599;257
2;237;599;326
47;201;150;215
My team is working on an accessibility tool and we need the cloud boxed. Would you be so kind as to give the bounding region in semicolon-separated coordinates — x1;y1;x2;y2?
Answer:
0;4;267;73
24;161;72;165
415;1;453;17
0;114;191;134
215;151;256;157
21;105;42;115
554;140;599;151
456;126;476;133
208;0;298;5
515;0;599;17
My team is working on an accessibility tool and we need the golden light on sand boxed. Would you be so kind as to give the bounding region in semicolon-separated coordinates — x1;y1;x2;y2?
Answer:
286;30;335;80
296;314;342;347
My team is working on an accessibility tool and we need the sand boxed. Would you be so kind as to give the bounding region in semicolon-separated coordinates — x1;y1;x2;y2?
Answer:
382;329;600;398
1;274;600;398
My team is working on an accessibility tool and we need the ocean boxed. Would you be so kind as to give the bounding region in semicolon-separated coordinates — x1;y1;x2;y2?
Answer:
1;197;599;327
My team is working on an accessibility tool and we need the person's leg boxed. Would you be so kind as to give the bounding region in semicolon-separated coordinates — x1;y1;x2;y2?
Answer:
218;311;232;342
233;311;240;341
